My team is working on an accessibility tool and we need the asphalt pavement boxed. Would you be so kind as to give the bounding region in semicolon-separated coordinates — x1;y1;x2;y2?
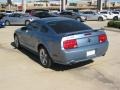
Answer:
0;21;120;90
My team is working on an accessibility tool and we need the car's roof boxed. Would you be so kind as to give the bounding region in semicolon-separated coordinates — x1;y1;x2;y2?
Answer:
36;17;74;23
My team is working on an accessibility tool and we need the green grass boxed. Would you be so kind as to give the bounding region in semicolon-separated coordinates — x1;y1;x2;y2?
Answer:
107;20;120;29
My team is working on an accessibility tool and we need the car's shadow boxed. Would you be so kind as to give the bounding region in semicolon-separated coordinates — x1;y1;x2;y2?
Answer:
11;42;94;71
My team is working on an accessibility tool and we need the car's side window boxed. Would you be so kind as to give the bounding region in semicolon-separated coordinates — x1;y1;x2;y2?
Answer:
100;12;107;14
60;12;67;15
27;21;38;30
27;21;48;33
31;22;39;29
83;12;89;14
40;25;48;33
35;23;48;33
38;12;44;17
12;14;20;17
67;12;72;15
16;14;21;17
87;11;93;14
9;14;15;17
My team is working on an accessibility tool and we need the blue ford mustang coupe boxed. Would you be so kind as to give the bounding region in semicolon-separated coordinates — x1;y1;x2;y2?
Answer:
14;17;109;68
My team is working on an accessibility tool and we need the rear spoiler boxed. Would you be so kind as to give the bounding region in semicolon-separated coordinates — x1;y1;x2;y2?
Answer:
93;28;105;32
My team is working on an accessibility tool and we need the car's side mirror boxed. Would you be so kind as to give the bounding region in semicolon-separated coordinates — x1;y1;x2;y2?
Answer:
21;27;27;31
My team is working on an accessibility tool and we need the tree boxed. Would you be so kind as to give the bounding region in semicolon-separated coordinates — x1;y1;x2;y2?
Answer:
6;0;13;10
7;0;12;5
105;0;108;9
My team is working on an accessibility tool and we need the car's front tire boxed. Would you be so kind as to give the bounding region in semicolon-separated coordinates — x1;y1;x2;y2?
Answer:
25;20;30;26
14;35;21;49
98;17;103;21
39;47;52;68
5;20;10;26
113;16;118;20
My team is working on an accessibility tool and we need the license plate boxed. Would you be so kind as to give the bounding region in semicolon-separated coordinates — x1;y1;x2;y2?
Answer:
87;50;95;56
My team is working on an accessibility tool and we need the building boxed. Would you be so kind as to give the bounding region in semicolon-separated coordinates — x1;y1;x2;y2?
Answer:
0;0;120;11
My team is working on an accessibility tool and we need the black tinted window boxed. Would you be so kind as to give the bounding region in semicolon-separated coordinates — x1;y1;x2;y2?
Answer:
66;12;72;15
112;12;119;14
9;14;14;17
100;12;107;14
28;21;38;29
83;11;93;14
34;12;51;18
28;21;48;32
14;14;21;17
41;25;48;32
48;20;91;34
60;12;67;15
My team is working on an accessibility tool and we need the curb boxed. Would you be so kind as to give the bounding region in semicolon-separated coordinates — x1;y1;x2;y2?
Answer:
104;27;120;33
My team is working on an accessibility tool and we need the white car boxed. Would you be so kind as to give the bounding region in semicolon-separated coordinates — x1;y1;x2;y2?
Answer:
1;13;39;26
112;11;120;20
81;11;106;21
99;11;116;20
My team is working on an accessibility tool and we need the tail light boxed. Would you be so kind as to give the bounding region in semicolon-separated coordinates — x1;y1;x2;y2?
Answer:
99;34;107;43
63;39;78;49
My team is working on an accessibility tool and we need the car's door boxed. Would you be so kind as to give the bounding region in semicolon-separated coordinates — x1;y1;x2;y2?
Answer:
21;21;39;50
85;11;97;20
8;13;20;24
18;22;36;50
30;22;55;53
16;14;24;24
82;12;91;20
90;12;98;20
7;14;15;24
13;13;24;24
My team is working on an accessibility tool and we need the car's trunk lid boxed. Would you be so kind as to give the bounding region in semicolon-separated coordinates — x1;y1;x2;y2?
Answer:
60;29;106;49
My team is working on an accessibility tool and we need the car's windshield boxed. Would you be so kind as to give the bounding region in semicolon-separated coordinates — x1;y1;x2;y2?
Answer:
48;20;92;34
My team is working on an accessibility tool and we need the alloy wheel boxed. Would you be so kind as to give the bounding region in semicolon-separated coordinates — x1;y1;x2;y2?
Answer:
39;47;52;68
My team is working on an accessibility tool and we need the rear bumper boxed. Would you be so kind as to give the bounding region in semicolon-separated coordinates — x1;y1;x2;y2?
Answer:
56;42;108;65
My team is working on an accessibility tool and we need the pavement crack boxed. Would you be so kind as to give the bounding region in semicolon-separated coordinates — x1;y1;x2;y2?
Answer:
94;69;120;90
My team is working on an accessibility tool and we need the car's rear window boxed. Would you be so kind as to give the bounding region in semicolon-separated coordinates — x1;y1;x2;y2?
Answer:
48;20;91;34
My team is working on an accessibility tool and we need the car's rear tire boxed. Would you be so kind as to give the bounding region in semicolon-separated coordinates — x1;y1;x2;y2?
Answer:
39;47;52;68
14;35;21;49
5;20;10;26
98;17;103;21
25;20;30;26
